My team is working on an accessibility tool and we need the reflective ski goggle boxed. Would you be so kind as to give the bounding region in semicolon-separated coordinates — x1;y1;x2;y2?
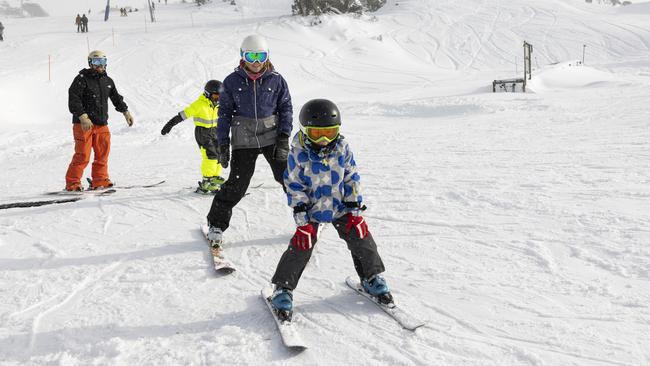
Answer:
242;51;269;64
90;57;107;67
303;125;340;143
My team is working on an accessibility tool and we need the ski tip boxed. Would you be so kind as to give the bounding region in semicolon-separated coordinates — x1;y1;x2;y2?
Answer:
411;322;426;331
216;266;236;275
200;223;209;236
345;275;360;286
287;344;308;352
261;285;274;298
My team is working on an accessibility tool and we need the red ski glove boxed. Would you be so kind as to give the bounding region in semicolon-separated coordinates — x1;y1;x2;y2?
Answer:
345;213;369;239
291;224;316;251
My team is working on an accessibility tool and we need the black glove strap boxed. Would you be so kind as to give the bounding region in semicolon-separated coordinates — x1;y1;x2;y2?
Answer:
293;204;309;214
344;202;367;211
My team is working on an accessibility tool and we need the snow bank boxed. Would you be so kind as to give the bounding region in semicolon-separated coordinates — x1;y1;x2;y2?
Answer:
527;62;619;92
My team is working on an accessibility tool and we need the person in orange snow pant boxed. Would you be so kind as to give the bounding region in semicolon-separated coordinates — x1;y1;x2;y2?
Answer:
66;124;112;190
65;50;133;191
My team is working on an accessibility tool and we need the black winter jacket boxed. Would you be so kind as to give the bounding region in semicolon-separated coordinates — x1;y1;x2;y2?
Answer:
68;68;128;125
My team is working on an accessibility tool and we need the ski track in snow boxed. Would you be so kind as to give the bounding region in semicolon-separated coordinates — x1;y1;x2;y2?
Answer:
1;0;650;364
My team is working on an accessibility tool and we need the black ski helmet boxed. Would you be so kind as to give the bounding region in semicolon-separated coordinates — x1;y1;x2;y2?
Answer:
299;99;341;128
203;80;223;98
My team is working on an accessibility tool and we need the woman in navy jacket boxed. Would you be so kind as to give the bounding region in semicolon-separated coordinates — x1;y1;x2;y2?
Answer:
206;35;293;248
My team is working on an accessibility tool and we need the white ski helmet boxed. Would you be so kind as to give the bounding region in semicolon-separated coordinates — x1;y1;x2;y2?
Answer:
240;35;269;55
87;50;107;67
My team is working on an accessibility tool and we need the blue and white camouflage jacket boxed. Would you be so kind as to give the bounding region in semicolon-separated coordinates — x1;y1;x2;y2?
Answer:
284;132;363;226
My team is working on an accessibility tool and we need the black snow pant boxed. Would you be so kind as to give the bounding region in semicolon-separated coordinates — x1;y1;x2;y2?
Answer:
206;144;286;231
77;24;81;32
194;126;218;159
271;218;386;290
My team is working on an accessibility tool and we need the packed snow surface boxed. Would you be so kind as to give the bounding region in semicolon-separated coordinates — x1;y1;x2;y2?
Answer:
1;0;649;365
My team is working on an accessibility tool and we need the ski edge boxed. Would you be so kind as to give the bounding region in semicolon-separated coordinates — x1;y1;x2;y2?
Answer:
345;276;425;331
44;189;116;196
261;286;308;351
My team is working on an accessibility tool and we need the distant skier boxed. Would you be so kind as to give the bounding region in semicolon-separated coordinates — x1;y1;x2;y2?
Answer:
65;50;134;191
268;99;393;318
161;80;225;194
81;14;88;32
205;34;293;246
0;21;4;41
74;14;82;32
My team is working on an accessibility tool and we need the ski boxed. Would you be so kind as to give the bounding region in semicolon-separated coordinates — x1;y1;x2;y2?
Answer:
345;276;425;331
114;180;166;189
261;285;308;351
44;188;117;196
0;197;82;210
86;178;166;190
200;224;236;274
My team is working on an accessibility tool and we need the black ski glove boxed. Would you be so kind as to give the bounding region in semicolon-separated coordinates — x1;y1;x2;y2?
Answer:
273;134;290;161
217;144;230;168
161;114;182;135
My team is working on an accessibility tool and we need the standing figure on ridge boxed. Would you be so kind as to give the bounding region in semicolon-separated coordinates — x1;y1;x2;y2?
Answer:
81;14;88;33
75;14;82;32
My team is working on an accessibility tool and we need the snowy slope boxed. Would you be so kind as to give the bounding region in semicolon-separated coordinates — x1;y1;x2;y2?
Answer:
1;0;649;365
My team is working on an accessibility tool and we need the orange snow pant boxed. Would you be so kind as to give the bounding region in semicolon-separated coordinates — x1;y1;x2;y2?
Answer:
65;124;111;188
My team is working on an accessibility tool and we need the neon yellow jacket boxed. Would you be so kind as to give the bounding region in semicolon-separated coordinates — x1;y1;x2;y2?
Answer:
180;94;219;128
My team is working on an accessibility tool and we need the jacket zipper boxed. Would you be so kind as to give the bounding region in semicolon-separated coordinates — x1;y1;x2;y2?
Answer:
253;79;261;149
98;76;105;122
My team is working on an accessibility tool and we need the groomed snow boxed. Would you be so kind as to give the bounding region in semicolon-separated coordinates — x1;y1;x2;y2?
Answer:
1;0;649;365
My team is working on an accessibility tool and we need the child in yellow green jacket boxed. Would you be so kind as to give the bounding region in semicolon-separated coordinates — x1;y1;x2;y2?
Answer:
161;80;224;193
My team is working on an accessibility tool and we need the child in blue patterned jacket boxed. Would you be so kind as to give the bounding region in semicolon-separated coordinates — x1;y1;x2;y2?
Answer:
268;99;393;319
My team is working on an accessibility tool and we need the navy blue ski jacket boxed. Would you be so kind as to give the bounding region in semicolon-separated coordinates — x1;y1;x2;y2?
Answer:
216;62;293;149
